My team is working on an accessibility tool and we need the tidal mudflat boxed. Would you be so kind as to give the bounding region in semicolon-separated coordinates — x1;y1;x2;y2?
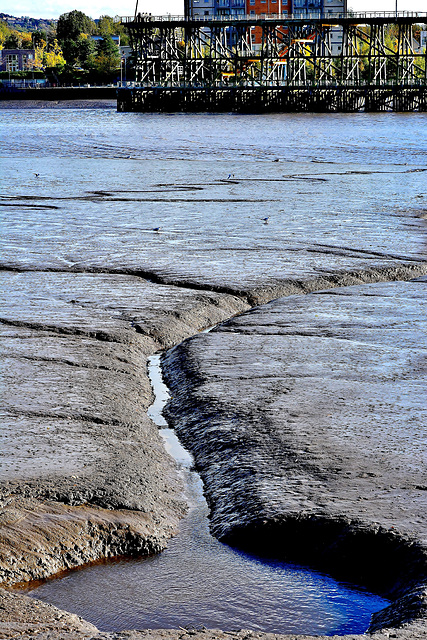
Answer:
0;104;426;639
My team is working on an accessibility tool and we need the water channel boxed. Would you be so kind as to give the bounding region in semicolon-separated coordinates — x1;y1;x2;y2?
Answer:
26;354;389;635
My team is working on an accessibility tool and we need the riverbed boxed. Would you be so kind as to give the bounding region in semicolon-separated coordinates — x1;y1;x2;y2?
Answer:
0;102;426;640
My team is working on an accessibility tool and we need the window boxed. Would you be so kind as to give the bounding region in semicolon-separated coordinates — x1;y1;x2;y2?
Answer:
6;54;18;72
250;9;255;13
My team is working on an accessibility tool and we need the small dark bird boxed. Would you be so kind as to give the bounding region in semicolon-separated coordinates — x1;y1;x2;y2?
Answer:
153;227;161;232
273;158;280;162
34;173;40;177
262;217;270;224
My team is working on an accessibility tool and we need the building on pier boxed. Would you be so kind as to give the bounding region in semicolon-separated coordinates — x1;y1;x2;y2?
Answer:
187;0;346;52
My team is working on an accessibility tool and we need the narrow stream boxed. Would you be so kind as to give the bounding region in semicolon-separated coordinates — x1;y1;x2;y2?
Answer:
27;354;389;635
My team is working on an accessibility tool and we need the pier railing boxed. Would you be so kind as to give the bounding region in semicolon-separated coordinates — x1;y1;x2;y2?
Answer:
120;12;427;23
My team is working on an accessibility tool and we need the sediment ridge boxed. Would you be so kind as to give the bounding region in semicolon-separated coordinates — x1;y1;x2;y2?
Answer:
1;262;427;640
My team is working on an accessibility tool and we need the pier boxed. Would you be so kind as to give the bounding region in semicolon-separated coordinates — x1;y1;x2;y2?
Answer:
117;12;427;112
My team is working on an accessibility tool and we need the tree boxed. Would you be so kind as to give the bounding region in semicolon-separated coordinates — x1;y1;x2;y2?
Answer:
56;10;97;68
61;33;96;68
57;10;95;42
91;35;121;76
33;37;66;71
96;15;129;46
0;20;9;48
20;33;33;49
32;30;47;49
97;15;115;37
4;33;20;49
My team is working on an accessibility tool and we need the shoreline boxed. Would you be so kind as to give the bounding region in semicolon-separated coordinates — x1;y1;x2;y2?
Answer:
1;104;427;638
0;265;426;639
0;87;117;103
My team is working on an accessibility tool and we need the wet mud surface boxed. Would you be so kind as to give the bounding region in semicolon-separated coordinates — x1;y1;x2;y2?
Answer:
1;107;427;638
0;272;249;586
161;278;427;638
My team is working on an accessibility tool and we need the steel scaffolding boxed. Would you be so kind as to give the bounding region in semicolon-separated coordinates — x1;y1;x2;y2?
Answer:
118;12;427;111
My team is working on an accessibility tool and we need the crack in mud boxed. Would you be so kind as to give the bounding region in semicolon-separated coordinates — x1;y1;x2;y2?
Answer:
0;194;278;203
0;318;133;342
3;406;137;428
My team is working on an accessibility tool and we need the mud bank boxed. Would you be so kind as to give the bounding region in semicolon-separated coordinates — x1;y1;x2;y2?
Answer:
162;278;427;639
0;271;250;587
1;269;426;640
1;115;427;636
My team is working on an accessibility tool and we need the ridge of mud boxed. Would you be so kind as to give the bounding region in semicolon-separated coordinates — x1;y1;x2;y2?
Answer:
0;280;250;588
1;261;426;307
1;270;427;639
161;278;427;638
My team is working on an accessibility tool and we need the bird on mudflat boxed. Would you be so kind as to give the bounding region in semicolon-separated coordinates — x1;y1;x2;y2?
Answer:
34;173;40;177
261;216;270;224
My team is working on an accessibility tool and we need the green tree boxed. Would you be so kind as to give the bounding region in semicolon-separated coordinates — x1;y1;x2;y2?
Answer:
57;10;97;68
97;15;115;37
62;33;96;68
32;30;47;49
57;10;95;42
92;35;121;76
4;33;20;49
96;15;129;46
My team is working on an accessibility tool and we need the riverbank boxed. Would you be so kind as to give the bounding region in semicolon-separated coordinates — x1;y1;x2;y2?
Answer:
1;267;426;640
0;86;117;102
1;106;426;639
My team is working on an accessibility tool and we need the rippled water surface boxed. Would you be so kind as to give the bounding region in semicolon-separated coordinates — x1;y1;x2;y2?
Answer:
3;103;425;634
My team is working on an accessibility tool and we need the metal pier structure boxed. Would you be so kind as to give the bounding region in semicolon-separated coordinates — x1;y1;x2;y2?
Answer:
117;12;427;112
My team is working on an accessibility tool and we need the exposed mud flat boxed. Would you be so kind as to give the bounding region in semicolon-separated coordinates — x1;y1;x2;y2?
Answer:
1;274;426;640
162;278;427;638
0;99;117;110
1;108;427;639
0;272;249;587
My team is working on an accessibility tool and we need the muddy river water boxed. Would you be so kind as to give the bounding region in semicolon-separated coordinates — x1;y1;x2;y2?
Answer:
1;102;426;636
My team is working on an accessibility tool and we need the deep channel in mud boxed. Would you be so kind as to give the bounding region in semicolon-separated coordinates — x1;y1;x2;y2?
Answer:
27;355;389;635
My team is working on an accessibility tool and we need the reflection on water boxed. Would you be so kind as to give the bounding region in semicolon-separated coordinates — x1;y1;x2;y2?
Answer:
27;356;389;635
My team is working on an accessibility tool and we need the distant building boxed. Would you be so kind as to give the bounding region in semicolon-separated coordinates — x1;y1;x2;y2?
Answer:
190;0;216;18
0;49;35;72
247;0;288;16
91;35;121;44
187;0;345;19
185;0;346;59
292;0;346;55
247;0;291;46
189;0;245;18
